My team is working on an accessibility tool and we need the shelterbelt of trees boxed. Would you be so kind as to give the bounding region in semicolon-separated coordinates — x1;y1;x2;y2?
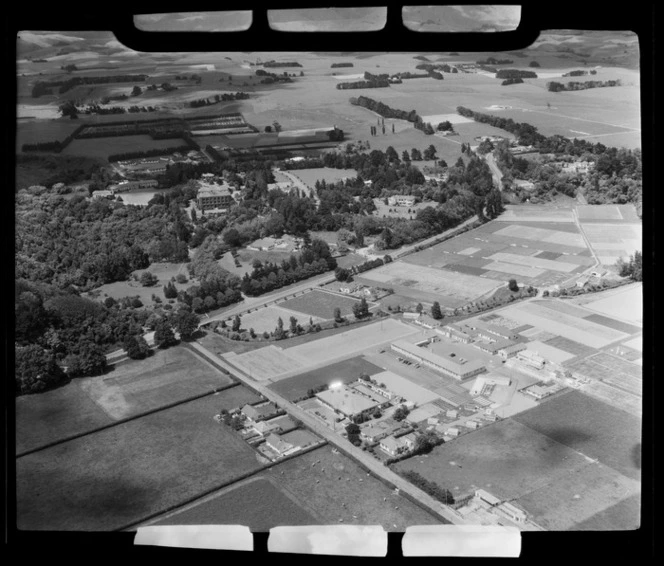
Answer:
547;79;621;92
350;96;436;135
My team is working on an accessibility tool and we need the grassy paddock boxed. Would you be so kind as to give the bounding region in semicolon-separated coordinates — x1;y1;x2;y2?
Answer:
16;393;264;531
280;289;363;319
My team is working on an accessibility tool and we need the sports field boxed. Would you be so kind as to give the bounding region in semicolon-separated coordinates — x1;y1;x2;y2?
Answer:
151;476;318;531
231;304;325;335
280;289;365;319
287;167;359;186
16;393;265;531
78;346;235;420
268;356;384;400
224;346;305;381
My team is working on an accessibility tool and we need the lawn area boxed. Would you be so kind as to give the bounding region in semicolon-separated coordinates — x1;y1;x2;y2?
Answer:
269;446;441;531
197;330;268;356
280;289;364;319
87;262;195;304
287;167;359;186
268;356;384;401
16;393;264;531
16;380;114;455
77;346;235;420
151;476;318;531
573;492;641;531
512;390;641;481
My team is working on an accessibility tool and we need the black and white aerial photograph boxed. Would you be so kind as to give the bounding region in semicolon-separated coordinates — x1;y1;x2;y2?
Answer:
9;3;654;560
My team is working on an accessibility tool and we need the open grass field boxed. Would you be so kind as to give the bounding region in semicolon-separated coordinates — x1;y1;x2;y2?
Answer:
512;390;641;481
268;355;383;400
232;304;325;335
571;283;642;324
269;446;441;531
582;380;642;417
580;222;641;265
356;261;502;308
15;380;114;455
225;346;305;382
286;318;420;366
287;167;359;186
16;117;83;147
151;476;317;531
495;205;576;223
516;461;640;530
544;335;596;359
88;262;194;303
280;289;364;319
61;135;187;159
16;394;264;531
393;418;592;502
77;346;235;420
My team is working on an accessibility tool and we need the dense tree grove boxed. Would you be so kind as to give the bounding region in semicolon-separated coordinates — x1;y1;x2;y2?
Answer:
398;470;454;504
349;96;435;135
16;190;190;290
616;251;642;281
495;69;538;79
547;79;621;92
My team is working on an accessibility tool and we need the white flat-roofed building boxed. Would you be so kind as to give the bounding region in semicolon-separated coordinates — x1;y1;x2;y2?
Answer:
316;386;387;420
498;343;527;359
379;435;408;456
387;195;416;207
197;181;234;212
495;502;528;523
109;179;159;193
472;322;519;342
391;340;486;381
475;489;501;507
517;349;546;370
446;409;458;419
446;427;461;437
436;324;475;344
415;315;443;329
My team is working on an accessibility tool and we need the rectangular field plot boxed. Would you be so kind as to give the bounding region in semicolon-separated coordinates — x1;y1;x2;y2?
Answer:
225;346;304;381
581;285;642;324
499;302;628;349
442;263;490;277
78;346;235;421
457;247;481;255
286;318;420;367
482;261;545;278
583;381;642;418
16;394;264;531
372;370;442;405
544;335;596;359
622;336;643;352
574;493;641;531
393;418;592;502
495;206;576;223
516;462;640;530
357;262;502;305
532;299;594;319
494;225;586;248
535;251;562;260
152;477;317;531
576;205;624;221
289;167;359;186
488;252;579;273
584;314;642;335
589;353;642;380
513;390;641;481
525;341;576;364
280;290;363;319
268;356;384;401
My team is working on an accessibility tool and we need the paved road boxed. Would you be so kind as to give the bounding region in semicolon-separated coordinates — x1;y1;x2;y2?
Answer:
185;340;467;526
278;169;319;202
484;152;504;190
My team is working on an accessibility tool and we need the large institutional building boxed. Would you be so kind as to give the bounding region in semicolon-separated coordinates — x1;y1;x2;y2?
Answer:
391;340;486;381
196;181;234;212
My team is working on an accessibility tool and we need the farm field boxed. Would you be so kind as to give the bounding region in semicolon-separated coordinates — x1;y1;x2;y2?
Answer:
15;380;114;455
77;346;235;420
280;289;364;319
269;446;442;530
226;318;419;381
356;261;502;308
580;222;641;266
150;476;317;531
582;380;642;417
16;117;82;148
512;390;641;481
61;135;187;159
269;355;383;400
16;393;264;531
571;283;642;324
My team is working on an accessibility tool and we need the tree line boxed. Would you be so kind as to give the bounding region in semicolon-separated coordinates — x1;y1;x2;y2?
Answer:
495;69;538;79
547;79;621;92
349;96;435;135
31;74;149;97
189;92;250;108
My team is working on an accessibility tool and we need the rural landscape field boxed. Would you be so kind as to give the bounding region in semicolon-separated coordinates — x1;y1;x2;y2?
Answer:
14;17;646;543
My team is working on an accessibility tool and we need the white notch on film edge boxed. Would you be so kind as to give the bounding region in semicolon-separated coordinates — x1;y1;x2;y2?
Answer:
134;525;253;551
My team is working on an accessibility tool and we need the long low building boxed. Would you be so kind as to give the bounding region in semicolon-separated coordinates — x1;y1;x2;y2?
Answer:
391;340;486;381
